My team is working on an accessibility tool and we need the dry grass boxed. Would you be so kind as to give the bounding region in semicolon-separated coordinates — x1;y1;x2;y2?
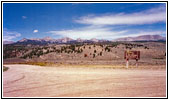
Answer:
3;61;166;70
28;62;166;70
4;62;50;66
18;62;53;66
66;64;166;70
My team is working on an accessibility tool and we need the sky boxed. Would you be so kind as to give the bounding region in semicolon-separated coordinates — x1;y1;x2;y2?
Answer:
3;3;166;41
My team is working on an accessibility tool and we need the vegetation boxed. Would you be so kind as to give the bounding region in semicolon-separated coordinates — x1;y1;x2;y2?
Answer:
18;62;50;66
100;52;102;56
4;41;163;60
94;50;97;53
84;54;87;57
144;46;149;49
105;46;111;52
3;66;9;72
93;54;96;58
3;42;130;59
152;57;165;59
3;44;27;59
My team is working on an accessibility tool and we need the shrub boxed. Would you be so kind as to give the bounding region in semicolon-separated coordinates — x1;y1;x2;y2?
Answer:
84;54;88;57
100;52;102;56
100;44;103;48
94;50;97;53
144;46;149;49
93;54;95;58
105;46;110;52
3;66;9;72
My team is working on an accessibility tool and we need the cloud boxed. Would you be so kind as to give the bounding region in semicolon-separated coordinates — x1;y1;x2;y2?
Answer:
33;30;38;33
75;4;166;25
22;16;27;19
117;30;166;38
3;29;21;41
48;4;166;40
47;26;120;40
47;26;165;40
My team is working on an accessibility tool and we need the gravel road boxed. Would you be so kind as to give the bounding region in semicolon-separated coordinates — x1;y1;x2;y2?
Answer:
3;64;166;97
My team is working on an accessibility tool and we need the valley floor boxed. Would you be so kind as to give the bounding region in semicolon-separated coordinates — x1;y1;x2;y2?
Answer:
3;64;166;97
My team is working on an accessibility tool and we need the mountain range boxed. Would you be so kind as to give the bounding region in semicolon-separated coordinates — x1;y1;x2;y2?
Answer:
3;35;166;45
3;41;15;44
114;35;166;41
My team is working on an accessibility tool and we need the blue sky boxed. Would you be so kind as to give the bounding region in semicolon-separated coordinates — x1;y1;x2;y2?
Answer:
3;3;166;41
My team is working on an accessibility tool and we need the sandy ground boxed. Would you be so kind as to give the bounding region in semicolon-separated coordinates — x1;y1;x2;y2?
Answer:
3;64;166;97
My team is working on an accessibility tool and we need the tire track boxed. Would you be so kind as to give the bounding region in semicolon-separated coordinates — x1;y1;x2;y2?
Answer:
3;74;25;85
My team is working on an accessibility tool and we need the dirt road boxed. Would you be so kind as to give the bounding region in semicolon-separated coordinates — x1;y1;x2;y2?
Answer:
3;64;166;97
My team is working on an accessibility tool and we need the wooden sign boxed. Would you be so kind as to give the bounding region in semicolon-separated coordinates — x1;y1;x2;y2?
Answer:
124;51;140;68
124;51;140;60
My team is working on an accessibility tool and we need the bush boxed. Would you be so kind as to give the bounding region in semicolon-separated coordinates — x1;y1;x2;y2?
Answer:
100;44;103;48
100;52;102;56
69;45;75;51
94;50;97;53
144;46;149;49
105;46;111;52
84;54;88;57
3;66;9;72
93;54;96;58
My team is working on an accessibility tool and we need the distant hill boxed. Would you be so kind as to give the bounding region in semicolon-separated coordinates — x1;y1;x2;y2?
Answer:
12;35;166;45
3;41;15;44
114;35;166;42
14;37;109;45
16;37;75;45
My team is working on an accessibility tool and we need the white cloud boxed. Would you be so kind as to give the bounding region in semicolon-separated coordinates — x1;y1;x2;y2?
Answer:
22;16;27;19
48;26;120;40
33;30;38;33
117;30;166;39
3;29;21;41
75;4;166;25
48;4;166;40
47;26;165;40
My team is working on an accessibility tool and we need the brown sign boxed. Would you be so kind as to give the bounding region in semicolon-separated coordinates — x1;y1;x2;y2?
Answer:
124;51;140;60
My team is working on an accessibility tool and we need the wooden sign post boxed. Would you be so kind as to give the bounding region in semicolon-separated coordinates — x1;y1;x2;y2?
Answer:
126;59;129;68
124;51;140;68
136;59;138;67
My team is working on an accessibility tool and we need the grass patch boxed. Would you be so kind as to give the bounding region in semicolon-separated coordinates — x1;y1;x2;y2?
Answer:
17;62;54;66
4;62;166;70
27;62;48;66
3;66;9;72
152;57;165;59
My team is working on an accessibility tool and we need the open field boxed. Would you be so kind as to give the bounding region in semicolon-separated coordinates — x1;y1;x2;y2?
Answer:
3;64;166;97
